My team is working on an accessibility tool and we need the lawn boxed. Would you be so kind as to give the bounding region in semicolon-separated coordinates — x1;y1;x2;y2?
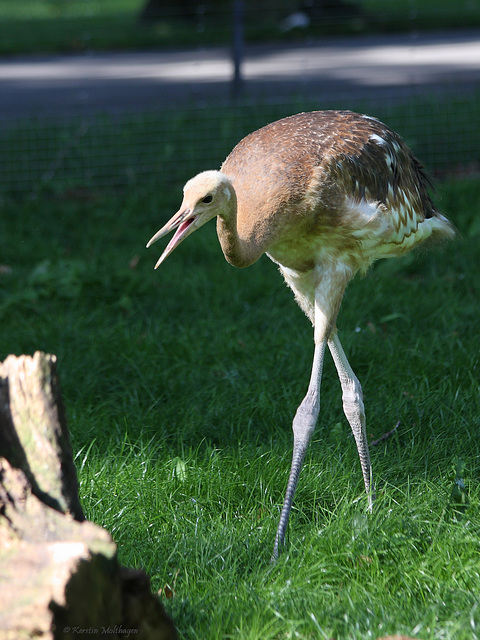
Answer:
2;0;480;632
0;0;479;54
1;155;480;638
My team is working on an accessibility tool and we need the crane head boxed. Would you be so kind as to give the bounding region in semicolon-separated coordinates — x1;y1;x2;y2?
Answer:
146;170;233;269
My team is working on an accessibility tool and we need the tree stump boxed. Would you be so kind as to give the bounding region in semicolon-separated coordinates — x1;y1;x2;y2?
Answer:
0;352;177;640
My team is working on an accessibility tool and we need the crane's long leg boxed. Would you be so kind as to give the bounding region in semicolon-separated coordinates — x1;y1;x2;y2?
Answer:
272;270;347;562
271;338;327;561
328;331;375;507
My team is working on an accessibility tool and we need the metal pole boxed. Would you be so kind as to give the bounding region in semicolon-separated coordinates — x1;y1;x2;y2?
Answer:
231;0;244;99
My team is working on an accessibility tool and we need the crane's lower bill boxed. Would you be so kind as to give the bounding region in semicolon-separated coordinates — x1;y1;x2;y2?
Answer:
146;209;197;269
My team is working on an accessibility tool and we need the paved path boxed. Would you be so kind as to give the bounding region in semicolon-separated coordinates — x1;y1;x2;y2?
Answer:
1;30;480;117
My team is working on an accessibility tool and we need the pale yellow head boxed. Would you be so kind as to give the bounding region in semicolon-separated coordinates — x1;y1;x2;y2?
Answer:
146;170;234;268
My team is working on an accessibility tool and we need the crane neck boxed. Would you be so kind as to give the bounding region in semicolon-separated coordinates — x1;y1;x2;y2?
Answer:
216;183;261;268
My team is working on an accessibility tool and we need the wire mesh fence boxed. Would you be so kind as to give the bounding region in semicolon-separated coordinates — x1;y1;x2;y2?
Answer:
1;86;479;199
1;1;480;199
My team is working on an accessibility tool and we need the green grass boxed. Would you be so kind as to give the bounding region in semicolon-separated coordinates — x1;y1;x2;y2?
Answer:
0;0;479;55
1;171;480;638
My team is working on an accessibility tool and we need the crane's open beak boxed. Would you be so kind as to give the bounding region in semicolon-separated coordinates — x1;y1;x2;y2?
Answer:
146;207;198;269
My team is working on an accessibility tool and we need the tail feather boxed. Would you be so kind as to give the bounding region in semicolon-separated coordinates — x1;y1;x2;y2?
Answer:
432;210;456;240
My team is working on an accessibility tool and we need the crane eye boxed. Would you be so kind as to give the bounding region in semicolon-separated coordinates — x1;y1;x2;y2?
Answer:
202;194;213;204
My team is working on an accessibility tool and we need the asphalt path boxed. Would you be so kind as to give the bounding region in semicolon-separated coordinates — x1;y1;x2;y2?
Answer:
1;29;480;117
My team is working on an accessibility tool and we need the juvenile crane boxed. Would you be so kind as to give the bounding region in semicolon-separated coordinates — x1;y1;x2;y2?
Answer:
147;110;454;560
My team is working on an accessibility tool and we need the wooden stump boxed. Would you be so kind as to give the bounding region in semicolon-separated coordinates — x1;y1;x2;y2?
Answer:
0;352;177;640
0;351;84;520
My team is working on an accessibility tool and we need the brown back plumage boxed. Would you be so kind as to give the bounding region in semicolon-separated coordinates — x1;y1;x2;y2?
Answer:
220;110;453;270
222;110;432;217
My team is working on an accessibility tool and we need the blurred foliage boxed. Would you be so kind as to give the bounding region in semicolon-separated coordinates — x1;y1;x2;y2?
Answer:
0;0;479;54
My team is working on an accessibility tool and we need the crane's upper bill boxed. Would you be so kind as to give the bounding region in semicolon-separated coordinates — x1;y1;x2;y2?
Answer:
147;208;197;268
